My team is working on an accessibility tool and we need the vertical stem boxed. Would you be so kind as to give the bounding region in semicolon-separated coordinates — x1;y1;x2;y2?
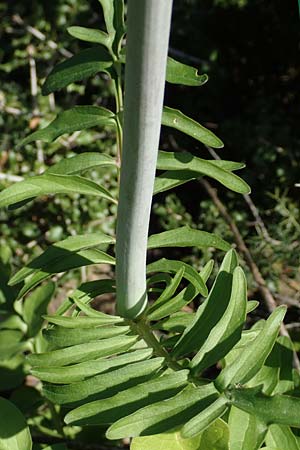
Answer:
116;0;173;319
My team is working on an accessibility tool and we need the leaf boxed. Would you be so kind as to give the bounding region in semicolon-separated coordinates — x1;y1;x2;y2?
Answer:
27;335;138;368
215;306;286;390
98;0;125;56
147;258;208;297
162;107;224;148
166;57;208;87
265;424;300;450
148;260;213;321
181;396;228;438
46;152;116;175
153;159;245;195
0;355;25;391
228;406;267;450
0;397;32;450
157;151;250;195
23;282;56;337
43;357;165;405
197;419;229;450
131;420;229;450
43;324;129;348
10;233;115;286
131;431;201;450
153;312;195;333
31;348;153;384
172;249;238;358
67;26;110;46
0;330;27;359
0;173;116;211
42;47;113;95
246;300;259;313
154;170;198;195
106;384;219;439
44;314;123;328
227;386;300;428
190;266;247;374
148;226;230;252
65;370;189;426
16;248;115;299
22;106;115;146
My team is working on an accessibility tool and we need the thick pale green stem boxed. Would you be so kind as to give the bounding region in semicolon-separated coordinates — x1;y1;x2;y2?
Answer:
116;0;173;318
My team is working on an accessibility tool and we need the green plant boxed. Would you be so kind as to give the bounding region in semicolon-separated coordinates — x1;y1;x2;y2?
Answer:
1;1;299;449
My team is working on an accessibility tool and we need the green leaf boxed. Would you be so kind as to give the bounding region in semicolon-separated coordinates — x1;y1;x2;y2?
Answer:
246;300;259;314
153;311;195;333
227;386;300;428
162;107;224;148
67;26;110;46
131;420;229;450
147;258;208;297
10;233;115;286
154;170;198;195
148;226;230;252
27;335;138;368
265;424;300;450
131;431;201;450
197;419;229;450
44;314;123;328
43;324;129;348
190;266;247;374
22;106;115;146
181;396;228;438
148;260;213;321
166;57;208;86
65;370;189;425
157;151;250;195
98;0;125;56
106;383;219;439
215;306;286;390
46;152;116;175
16;248;115;299
44;358;164;405
31;348;153;384
0;330;27;359
172;249;238;358
0;173;116;211
42;47;113;95
228;406;267;450
23;282;55;337
0;397;32;450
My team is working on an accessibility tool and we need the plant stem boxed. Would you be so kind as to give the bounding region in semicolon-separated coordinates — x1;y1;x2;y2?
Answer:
131;317;182;372
116;0;173;319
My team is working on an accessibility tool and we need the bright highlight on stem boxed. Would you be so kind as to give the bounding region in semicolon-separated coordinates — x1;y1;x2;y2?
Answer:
116;0;173;319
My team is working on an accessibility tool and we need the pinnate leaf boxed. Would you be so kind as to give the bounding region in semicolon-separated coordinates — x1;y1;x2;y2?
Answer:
23;281;55;337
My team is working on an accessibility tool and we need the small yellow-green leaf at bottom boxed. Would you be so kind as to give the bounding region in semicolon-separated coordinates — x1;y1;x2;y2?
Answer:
131;432;201;450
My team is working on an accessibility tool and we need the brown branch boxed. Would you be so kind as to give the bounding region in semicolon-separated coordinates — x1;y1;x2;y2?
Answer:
200;178;300;371
205;146;280;245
